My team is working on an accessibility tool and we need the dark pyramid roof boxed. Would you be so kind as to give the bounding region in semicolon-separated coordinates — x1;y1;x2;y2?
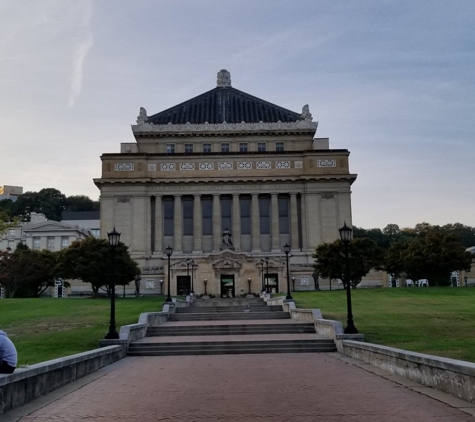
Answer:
147;86;303;125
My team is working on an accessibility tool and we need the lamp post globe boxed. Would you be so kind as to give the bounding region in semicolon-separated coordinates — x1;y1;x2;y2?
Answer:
105;227;121;339
165;245;173;302
339;222;358;334
283;243;292;300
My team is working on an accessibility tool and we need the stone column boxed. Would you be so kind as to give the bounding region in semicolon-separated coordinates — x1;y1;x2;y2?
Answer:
232;194;241;251
173;195;182;252
301;193;308;250
290;193;298;249
251;193;260;252
271;193;280;251
154;195;163;254
132;196;148;254
212;194;221;251
193;194;202;252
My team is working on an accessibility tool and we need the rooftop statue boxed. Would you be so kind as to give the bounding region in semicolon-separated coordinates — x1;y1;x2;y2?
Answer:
136;107;148;124
217;69;232;87
301;104;313;121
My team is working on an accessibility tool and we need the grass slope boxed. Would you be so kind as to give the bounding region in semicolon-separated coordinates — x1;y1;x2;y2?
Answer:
293;287;475;362
0;296;165;365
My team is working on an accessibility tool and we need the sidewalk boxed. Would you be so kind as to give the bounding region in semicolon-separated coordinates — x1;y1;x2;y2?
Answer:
4;352;475;421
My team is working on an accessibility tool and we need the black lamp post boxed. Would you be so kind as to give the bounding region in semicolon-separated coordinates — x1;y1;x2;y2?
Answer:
259;259;265;292
204;278;208;295
105;227;121;339
464;276;468;287
185;258;191;295
165;245;173;302
265;256;270;293
191;260;195;294
292;277;295;292
247;278;252;295
159;279;163;295
339;222;358;334
283;243;292;300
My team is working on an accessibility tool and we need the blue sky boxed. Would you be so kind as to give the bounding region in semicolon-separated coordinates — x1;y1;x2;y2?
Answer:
1;1;474;229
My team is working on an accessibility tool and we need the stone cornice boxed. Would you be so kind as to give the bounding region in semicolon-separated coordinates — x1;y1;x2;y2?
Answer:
132;120;318;135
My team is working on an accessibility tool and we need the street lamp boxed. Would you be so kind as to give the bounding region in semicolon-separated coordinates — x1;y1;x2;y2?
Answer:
339;222;358;334
165;245;173;302
265;256;270;293
292;277;295;292
203;279;208;295
105;227;121;339
185;258;191;295
283;243;292;300
259;259;265;292
159;279;164;295
191;260;196;294
465;276;468;287
247;278;252;295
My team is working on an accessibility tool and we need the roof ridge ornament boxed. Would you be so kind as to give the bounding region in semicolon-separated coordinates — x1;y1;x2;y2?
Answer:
217;69;231;87
136;107;148;124
301;104;313;121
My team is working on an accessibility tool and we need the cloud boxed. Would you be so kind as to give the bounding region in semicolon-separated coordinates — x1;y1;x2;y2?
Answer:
68;34;93;108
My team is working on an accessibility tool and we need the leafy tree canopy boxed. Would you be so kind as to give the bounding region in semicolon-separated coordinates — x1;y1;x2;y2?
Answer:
12;188;66;221
313;238;385;288
56;237;139;296
64;195;99;212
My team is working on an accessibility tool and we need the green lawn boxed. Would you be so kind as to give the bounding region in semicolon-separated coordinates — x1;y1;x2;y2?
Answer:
0;296;165;365
292;287;475;362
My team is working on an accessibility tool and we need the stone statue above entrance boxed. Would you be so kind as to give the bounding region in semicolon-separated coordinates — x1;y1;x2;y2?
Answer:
220;228;235;251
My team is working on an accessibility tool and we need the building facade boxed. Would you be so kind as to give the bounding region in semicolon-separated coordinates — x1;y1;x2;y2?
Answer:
94;70;357;297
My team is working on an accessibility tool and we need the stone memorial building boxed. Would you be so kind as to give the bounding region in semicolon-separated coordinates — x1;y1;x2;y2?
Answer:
94;70;357;297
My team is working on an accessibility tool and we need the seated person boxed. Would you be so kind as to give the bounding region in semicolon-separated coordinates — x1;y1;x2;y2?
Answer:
0;330;17;374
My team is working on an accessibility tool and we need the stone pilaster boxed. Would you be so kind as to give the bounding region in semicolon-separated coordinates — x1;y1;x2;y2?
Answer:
173;195;182;252
271;193;280;251
193;194;202;252
251;193;260;252
212;194;221;251
301;193;308;250
232;194;241;251
290;193;298;249
154;195;163;254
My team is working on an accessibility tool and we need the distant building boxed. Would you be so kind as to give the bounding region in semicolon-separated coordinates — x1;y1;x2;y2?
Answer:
61;211;100;238
0;185;23;202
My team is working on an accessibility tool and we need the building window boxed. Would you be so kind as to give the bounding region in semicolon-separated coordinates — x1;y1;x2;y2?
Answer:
259;196;270;234
47;237;55;251
90;229;100;237
221;143;230;153
202;197;213;235
8;229;15;236
239;143;248;152
184;144;193;153
278;196;289;234
240;196;251;235
163;198;174;236
166;144;175;154
61;237;70;249
183;197;193;236
203;143;212;153
33;237;41;250
276;142;284;152
257;142;266;152
221;196;232;232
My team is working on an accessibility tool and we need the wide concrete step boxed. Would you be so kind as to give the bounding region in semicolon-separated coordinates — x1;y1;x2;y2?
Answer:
176;306;282;313
168;312;290;321
146;323;315;337
128;339;336;356
192;299;267;307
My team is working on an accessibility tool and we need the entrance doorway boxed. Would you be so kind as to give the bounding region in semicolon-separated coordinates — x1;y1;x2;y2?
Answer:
221;275;235;298
265;273;279;293
177;276;191;296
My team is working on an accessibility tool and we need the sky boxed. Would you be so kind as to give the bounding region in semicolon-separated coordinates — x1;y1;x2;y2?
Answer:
1;0;474;230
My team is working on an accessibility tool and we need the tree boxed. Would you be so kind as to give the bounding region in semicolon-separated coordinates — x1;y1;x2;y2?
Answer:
392;232;472;286
0;199;14;218
65;195;100;212
12;188;66;221
0;211;20;236
56;237;140;297
313;238;385;288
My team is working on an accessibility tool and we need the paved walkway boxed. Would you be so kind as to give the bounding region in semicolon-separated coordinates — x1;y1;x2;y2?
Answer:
5;353;475;421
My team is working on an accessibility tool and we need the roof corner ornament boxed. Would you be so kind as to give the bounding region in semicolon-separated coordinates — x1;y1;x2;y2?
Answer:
301;104;313;121
136;107;148;124
217;69;231;87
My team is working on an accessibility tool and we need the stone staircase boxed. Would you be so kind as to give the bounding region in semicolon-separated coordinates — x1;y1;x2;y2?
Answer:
128;297;336;356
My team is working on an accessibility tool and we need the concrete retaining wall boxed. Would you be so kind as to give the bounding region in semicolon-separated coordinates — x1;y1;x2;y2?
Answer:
340;340;475;404
0;345;122;414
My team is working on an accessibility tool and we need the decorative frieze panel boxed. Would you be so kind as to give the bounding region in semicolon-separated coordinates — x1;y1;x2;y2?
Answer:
300;277;309;286
199;163;214;170
294;161;303;168
256;161;271;169
180;163;195;171
237;162;252;170
218;162;233;170
321;192;336;199
116;196;132;203
160;163;176;171
317;159;336;167
114;163;134;171
148;164;157;171
145;280;155;289
276;161;290;169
